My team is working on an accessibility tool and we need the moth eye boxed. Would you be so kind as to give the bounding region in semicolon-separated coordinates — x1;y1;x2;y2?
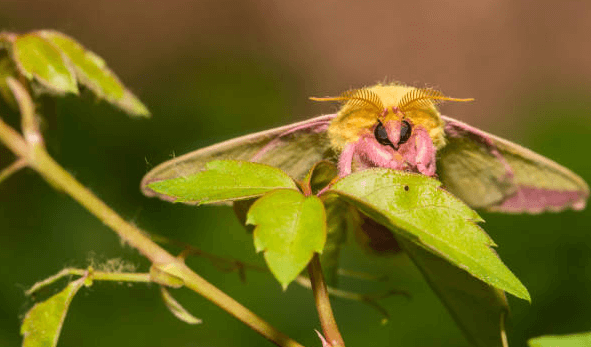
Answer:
398;120;412;145
374;121;393;146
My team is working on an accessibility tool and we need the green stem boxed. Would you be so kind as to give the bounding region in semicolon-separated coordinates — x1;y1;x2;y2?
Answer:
0;118;303;347
500;311;508;347
0;158;27;184
296;275;407;323
308;254;345;347
26;268;152;296
152;234;267;275
0;79;305;347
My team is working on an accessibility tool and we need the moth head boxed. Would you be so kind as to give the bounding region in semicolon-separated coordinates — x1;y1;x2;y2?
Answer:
312;85;473;151
373;118;412;150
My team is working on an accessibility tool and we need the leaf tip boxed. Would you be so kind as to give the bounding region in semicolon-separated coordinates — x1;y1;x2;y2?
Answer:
509;280;531;302
521;288;532;303
118;89;151;117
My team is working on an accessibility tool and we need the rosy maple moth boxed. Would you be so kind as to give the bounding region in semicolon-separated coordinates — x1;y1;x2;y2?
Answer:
141;83;589;213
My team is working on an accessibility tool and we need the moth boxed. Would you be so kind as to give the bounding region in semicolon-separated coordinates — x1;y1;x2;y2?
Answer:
141;83;589;213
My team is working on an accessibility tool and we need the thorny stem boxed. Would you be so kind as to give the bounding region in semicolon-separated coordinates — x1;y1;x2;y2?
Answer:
308;254;345;347
0;79;305;347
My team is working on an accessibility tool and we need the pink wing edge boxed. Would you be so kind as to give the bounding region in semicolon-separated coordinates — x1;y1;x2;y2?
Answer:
441;115;589;213
142;112;589;213
141;114;337;200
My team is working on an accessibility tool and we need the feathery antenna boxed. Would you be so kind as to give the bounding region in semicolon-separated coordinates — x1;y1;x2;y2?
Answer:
398;88;473;113
310;88;384;114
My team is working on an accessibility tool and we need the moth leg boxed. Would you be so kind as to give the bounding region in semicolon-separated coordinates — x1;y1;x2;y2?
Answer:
356;136;406;170
414;128;437;177
338;142;356;177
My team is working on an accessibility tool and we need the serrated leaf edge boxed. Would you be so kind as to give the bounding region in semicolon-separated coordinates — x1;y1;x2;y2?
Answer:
328;188;530;301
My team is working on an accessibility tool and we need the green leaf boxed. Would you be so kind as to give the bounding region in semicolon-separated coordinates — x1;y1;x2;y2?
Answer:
528;332;591;347
160;287;202;325
247;189;326;289
21;277;86;347
400;238;509;347
328;168;530;301
303;160;339;195
0;52;19;108
150;264;184;288
232;198;257;233
12;33;78;95
38;30;149;117
302;161;347;285
148;160;298;204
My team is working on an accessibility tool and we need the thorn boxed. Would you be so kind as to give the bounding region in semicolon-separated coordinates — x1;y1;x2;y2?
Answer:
315;330;331;347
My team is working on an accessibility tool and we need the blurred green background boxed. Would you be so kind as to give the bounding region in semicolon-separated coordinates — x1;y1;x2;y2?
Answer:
1;1;591;346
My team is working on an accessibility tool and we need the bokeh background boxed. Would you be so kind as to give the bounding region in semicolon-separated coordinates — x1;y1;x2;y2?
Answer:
1;1;591;346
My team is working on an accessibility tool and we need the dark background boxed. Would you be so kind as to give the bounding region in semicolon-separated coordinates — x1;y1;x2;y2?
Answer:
1;1;591;346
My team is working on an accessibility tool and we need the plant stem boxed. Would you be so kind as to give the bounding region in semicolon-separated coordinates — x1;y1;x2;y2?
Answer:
0;80;305;347
0;158;27;184
0;118;304;347
308;254;345;347
500;311;508;347
26;268;153;296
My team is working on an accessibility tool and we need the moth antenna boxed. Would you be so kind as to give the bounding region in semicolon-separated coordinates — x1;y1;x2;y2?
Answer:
310;88;384;114
398;88;473;113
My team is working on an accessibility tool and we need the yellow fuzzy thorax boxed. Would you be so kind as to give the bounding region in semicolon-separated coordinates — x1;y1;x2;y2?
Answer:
327;84;447;151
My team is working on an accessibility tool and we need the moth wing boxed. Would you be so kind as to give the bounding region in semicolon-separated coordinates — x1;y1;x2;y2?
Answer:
141;114;337;202
437;116;589;213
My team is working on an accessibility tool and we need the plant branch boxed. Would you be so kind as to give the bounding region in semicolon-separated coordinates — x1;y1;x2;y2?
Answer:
0;158;27;184
500;311;508;347
308;254;345;347
151;233;267;280
296;275;409;324
26;267;152;296
0;78;305;347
